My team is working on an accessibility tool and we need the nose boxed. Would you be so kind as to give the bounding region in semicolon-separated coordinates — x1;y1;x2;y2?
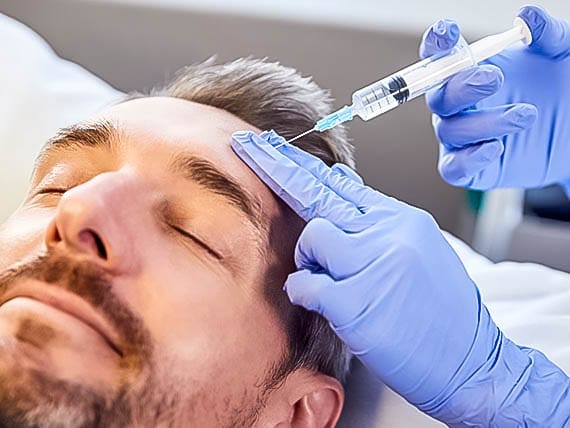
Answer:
45;171;142;275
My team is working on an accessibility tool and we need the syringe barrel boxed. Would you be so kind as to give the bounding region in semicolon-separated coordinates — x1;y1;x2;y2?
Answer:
352;18;531;122
352;36;475;121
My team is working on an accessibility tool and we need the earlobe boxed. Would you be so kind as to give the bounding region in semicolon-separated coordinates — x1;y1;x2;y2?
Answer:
289;373;344;428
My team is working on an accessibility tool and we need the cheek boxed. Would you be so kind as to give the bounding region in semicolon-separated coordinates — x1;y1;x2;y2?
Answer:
125;242;288;384
0;207;51;270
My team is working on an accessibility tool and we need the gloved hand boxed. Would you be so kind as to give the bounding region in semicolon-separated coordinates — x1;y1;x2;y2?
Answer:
231;130;570;426
420;6;570;195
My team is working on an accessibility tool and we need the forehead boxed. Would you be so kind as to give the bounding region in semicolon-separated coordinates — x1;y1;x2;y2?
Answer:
89;96;276;209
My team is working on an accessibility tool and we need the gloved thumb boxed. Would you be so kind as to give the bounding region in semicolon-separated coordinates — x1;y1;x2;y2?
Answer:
419;19;461;59
284;269;338;318
519;5;570;59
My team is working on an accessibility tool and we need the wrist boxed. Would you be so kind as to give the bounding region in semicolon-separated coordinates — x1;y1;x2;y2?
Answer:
420;336;531;425
414;302;532;425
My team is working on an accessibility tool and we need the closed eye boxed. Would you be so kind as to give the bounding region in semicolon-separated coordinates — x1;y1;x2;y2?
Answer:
34;188;224;261
169;224;223;260
35;187;69;195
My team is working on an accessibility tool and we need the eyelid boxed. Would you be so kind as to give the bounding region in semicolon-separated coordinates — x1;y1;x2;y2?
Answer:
30;187;70;202
35;187;69;195
170;224;223;260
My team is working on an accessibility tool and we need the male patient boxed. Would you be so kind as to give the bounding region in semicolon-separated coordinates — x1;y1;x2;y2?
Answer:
0;58;354;427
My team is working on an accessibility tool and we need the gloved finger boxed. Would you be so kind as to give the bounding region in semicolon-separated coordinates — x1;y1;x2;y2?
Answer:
438;140;504;187
426;65;504;117
284;268;359;327
263;130;383;208
419;19;461;59
237;131;414;223
519;5;570;59
284;269;337;317
231;130;369;231
434;103;537;148
285;269;371;329
331;163;364;184
294;217;379;280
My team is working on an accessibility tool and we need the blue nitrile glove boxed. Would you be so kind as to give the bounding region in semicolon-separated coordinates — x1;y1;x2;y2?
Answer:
231;129;570;426
420;6;570;195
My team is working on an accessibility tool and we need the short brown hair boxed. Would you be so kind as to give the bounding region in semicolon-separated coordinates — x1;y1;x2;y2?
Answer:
142;57;353;384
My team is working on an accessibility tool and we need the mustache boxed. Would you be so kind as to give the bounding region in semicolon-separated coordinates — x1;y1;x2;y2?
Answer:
0;251;152;366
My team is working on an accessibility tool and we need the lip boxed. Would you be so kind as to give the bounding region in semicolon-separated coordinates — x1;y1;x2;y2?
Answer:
0;282;123;357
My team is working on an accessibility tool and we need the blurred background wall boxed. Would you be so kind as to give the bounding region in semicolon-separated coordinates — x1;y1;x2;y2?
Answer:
1;0;568;241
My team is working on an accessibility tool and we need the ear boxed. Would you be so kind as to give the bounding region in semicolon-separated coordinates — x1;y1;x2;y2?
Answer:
266;369;344;428
290;372;344;428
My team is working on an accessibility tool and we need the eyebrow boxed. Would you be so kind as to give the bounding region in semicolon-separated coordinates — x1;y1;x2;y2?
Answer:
37;121;267;239
35;120;119;170
169;153;266;236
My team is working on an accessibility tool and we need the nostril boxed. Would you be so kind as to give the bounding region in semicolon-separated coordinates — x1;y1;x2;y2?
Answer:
93;233;108;260
53;225;62;242
79;229;108;260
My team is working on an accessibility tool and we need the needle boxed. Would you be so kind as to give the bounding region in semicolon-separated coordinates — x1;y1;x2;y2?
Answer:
274;127;316;148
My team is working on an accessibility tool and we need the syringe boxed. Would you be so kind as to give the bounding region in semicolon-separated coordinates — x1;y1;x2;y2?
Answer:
283;17;532;145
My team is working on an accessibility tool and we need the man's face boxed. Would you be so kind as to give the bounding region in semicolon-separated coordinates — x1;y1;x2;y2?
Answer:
0;97;312;426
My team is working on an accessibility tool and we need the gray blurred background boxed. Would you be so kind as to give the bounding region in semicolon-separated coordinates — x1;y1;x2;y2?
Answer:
3;0;567;242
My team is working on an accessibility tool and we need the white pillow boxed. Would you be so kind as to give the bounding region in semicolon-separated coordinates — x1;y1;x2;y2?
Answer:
0;13;123;221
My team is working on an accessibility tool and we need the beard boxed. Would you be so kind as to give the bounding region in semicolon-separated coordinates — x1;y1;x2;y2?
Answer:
0;251;179;428
0;250;271;428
